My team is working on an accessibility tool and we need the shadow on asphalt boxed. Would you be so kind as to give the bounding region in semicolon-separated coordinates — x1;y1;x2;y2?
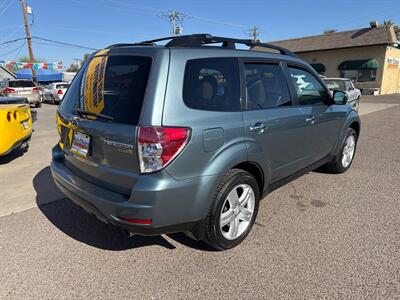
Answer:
0;146;28;165
33;166;214;251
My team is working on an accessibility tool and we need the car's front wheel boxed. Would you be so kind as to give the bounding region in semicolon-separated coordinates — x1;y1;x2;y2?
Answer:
326;128;358;173
203;169;260;250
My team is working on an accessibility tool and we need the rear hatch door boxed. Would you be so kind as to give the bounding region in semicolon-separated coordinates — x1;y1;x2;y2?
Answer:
57;50;153;196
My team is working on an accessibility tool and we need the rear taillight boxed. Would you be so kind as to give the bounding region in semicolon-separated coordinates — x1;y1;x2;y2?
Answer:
4;87;15;94
32;87;40;93
138;126;190;173
57;89;63;95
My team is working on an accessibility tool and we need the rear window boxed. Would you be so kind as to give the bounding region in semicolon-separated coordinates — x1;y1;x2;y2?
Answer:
56;84;70;89
60;54;151;125
82;55;151;125
183;58;240;111
9;81;35;88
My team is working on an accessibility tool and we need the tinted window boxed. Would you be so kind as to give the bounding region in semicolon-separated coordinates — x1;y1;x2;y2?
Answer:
9;81;35;88
77;55;151;125
244;63;291;109
183;58;240;111
289;67;327;105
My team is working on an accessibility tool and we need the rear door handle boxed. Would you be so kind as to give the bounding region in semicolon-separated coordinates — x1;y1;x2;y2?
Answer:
305;116;316;125
249;122;266;133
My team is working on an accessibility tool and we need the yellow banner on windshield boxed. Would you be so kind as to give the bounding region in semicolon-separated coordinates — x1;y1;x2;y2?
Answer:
83;49;109;116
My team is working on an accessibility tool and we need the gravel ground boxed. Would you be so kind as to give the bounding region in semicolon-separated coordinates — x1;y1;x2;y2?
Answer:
0;96;399;299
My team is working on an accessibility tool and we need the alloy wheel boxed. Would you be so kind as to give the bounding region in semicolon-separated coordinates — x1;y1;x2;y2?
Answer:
342;135;356;168
219;184;255;240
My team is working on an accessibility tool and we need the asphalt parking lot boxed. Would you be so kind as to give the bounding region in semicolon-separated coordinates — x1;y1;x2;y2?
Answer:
0;96;399;298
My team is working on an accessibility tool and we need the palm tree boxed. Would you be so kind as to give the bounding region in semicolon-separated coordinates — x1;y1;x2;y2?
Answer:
383;20;400;40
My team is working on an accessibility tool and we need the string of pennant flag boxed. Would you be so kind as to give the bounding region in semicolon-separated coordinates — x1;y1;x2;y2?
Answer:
0;60;63;70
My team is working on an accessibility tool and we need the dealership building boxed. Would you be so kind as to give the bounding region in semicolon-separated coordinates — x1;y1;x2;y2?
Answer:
259;23;400;95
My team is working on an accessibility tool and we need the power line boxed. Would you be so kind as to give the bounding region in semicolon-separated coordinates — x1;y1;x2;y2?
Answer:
0;37;97;51
0;41;25;57
71;0;248;31
31;37;98;51
0;0;15;17
14;40;26;61
0;37;26;46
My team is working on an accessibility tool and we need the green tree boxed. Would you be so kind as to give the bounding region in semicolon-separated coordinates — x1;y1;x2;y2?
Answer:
19;56;46;63
82;53;90;64
383;20;400;40
66;64;79;72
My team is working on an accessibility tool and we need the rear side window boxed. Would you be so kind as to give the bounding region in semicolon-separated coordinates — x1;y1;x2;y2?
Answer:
9;81;35;88
244;63;291;109
183;58;240;111
59;61;88;114
82;55;151;125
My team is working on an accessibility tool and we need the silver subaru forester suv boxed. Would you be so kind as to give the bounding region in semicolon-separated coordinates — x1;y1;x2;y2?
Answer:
51;34;360;250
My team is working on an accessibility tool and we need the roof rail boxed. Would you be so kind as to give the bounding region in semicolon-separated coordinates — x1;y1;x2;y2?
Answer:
106;34;297;57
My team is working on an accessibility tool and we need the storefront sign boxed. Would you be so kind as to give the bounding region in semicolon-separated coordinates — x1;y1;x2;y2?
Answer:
387;57;400;69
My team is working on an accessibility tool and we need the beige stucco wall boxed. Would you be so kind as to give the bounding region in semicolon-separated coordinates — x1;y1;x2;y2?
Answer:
297;45;387;93
381;46;400;94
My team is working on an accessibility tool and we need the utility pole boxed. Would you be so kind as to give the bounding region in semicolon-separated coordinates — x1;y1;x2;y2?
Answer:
248;26;261;42
21;0;37;83
161;10;186;35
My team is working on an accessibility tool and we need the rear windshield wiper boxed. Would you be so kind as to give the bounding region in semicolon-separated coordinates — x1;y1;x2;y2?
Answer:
75;108;114;121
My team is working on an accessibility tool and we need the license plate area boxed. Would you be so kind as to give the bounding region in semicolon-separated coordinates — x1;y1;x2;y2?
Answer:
22;120;30;130
70;131;91;157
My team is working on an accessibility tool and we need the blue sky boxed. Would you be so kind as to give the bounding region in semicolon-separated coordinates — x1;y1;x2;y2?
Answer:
0;0;399;68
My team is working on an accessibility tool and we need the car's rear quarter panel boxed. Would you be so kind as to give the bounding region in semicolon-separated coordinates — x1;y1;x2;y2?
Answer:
0;104;32;155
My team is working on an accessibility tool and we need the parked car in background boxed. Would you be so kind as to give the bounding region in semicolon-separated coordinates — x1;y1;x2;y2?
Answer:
42;82;70;104
51;34;360;250
0;97;32;156
0;79;41;107
323;78;361;111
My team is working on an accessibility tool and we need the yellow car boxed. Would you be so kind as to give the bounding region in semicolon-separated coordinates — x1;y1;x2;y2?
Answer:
0;97;32;156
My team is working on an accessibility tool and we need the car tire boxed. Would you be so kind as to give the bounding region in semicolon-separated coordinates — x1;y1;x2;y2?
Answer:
51;95;55;105
203;168;260;250
326;128;358;174
35;102;41;108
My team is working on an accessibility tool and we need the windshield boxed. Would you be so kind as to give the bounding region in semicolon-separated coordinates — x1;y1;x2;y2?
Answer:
324;80;345;90
8;81;36;88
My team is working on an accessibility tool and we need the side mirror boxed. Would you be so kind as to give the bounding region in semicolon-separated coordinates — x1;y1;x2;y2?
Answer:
333;90;348;105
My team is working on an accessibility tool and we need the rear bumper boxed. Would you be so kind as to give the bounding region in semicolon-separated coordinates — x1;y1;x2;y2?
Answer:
0;133;31;156
50;144;218;237
27;95;41;104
